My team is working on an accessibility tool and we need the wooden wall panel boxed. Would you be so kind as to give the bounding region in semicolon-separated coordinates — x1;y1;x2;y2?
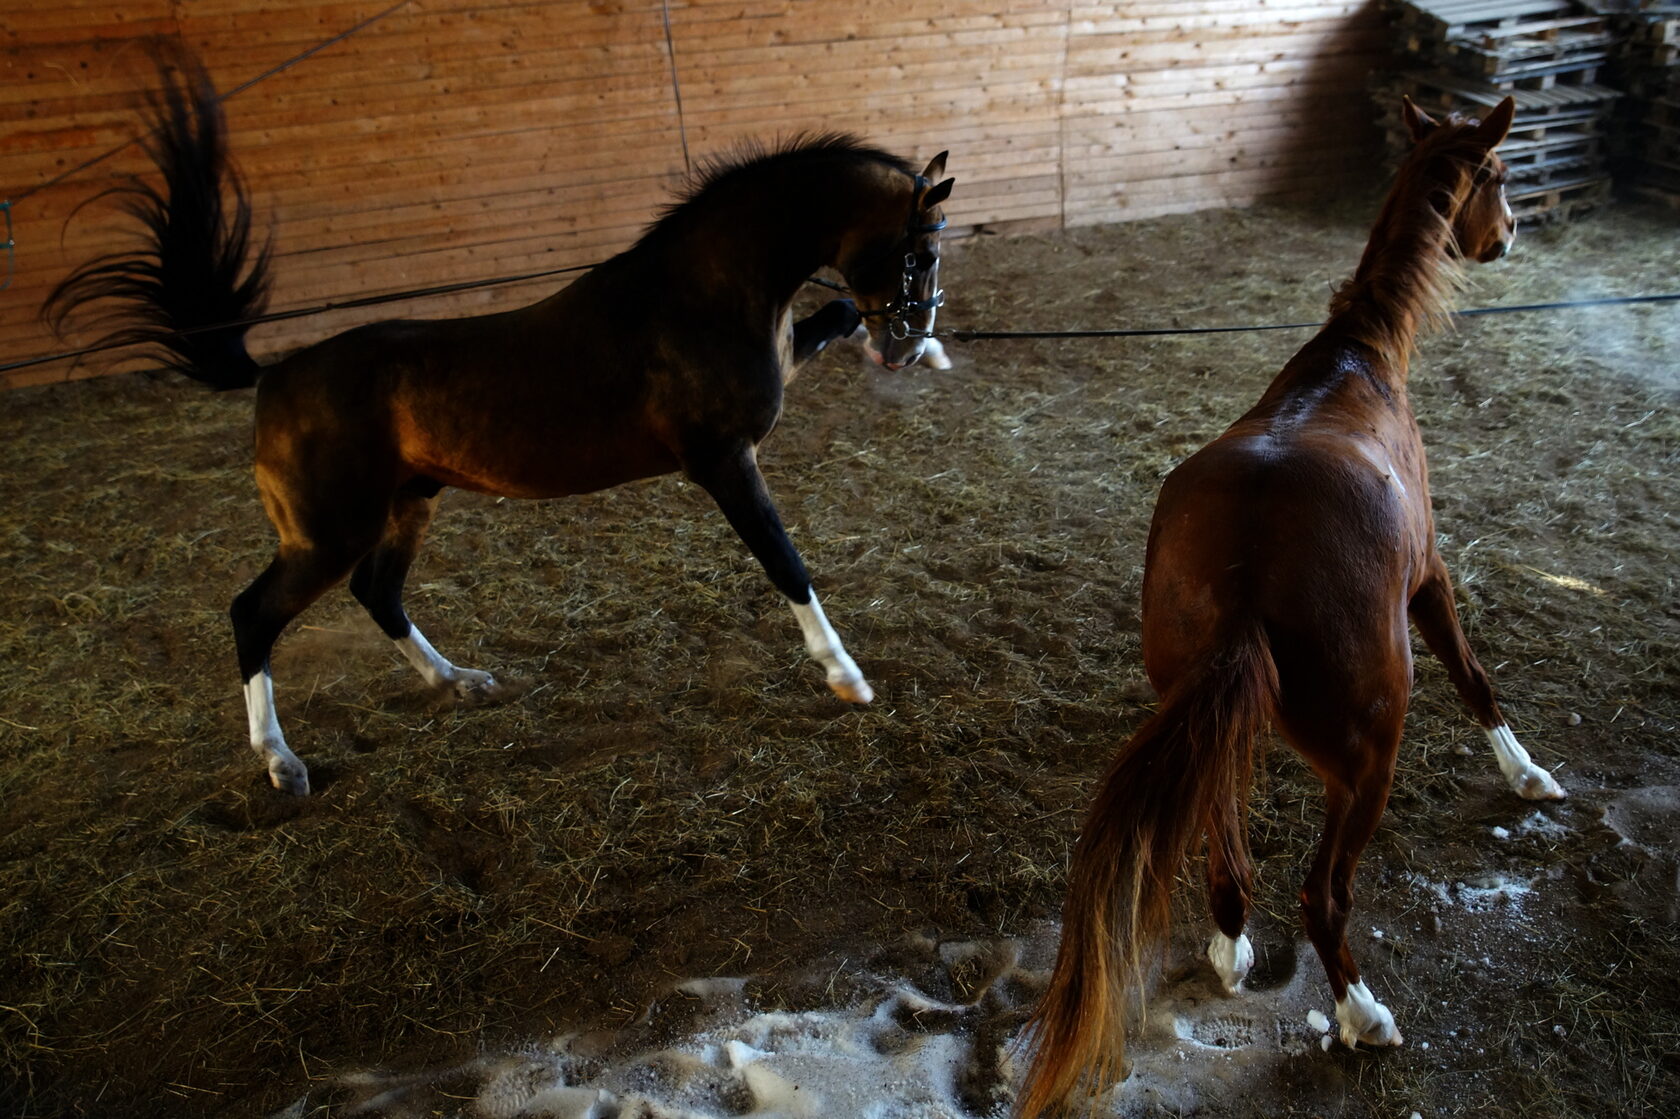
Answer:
667;0;1068;236
2;0;1387;388
1062;0;1390;226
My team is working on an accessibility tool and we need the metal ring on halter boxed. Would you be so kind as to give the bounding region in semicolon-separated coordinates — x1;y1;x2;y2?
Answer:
884;289;945;340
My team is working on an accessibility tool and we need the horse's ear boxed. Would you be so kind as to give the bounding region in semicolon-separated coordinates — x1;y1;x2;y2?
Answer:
922;176;955;210
1473;96;1515;149
921;151;948;181
1402;96;1438;142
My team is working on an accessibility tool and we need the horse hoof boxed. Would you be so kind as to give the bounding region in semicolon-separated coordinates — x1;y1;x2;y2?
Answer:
829;675;874;704
449;668;497;701
1513;766;1566;800
268;758;311;797
1335;980;1401;1048
1207;932;1254;995
1345;1020;1404;1048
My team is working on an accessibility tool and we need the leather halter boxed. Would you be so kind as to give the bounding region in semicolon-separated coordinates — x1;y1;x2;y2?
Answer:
857;173;947;341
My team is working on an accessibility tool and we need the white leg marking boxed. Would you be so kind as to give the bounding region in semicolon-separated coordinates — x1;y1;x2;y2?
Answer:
243;672;309;796
396;626;496;699
1485;724;1566;800
921;337;953;370
1207;931;1254;995
790;593;872;704
1334;979;1402;1048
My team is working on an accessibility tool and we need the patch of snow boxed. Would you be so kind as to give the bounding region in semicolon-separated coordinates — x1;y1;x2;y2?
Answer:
318;982;985;1119
1409;872;1534;912
1515;811;1571;840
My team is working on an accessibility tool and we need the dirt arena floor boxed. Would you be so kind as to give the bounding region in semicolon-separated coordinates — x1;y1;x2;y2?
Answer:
2;194;1677;1119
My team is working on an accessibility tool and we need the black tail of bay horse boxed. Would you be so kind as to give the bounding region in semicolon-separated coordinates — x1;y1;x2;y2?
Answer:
46;46;955;795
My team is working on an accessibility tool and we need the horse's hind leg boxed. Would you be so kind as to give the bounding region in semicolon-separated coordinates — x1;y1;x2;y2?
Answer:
232;541;368;795
685;441;872;703
1286;695;1407;1047
1409;556;1565;799
1205;802;1255;994
349;487;495;700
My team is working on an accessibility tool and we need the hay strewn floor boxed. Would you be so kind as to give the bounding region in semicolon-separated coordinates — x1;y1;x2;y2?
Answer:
1;195;1677;1118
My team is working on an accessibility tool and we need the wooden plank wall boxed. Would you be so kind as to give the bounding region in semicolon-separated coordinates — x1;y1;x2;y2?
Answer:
1;0;1389;389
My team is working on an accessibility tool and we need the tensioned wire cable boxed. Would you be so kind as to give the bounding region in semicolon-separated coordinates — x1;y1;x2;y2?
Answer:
7;5;1672;374
943;292;1680;341
4;283;1674;377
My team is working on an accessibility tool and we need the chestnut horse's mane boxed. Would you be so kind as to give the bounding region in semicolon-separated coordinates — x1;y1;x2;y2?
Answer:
1327;113;1505;365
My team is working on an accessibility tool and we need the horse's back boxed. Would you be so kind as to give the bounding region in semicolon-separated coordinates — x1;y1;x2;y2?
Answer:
252;298;688;499
1142;419;1428;699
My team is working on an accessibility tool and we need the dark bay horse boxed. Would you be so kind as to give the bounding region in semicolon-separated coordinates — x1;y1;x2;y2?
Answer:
46;48;954;796
1018;96;1565;1117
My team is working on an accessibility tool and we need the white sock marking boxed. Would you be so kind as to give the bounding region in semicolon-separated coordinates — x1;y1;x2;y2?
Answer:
1485;724;1566;799
243;672;309;795
395;626;495;698
790;592;872;703
922;337;952;370
1207;931;1254;994
1335;979;1402;1047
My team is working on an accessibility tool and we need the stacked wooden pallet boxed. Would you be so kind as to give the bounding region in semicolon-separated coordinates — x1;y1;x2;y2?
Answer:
1586;2;1680;206
1378;0;1622;220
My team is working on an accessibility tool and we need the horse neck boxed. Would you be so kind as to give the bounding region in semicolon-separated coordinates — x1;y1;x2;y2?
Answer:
650;160;910;312
1322;161;1465;384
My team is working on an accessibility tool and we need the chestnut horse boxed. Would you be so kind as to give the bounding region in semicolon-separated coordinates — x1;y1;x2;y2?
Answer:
46;48;953;796
1018;96;1565;1117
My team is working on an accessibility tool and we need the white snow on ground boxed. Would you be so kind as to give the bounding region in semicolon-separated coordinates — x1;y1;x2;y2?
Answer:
1408;871;1534;912
1600;785;1680;853
272;927;1389;1119
277;976;998;1119
265;828;1591;1119
1515;810;1572;841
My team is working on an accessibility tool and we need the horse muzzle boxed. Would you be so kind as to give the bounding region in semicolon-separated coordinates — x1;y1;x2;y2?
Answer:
876;340;926;372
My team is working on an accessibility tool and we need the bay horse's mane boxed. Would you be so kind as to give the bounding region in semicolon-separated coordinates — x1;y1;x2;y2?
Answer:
642;133;916;238
1327;111;1505;363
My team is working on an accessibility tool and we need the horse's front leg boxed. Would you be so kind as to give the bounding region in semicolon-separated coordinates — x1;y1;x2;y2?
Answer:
686;441;873;704
791;299;863;364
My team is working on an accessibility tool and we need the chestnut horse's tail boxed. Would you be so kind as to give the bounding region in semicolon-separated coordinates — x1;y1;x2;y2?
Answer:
43;42;271;391
1019;623;1277;1118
